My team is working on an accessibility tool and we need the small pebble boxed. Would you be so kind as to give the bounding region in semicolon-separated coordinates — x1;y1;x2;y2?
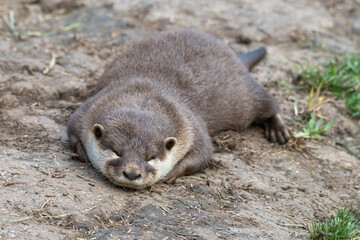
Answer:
297;187;306;192
281;184;291;190
339;194;351;199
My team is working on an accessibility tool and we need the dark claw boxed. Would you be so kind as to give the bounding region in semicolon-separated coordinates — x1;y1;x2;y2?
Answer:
264;114;290;144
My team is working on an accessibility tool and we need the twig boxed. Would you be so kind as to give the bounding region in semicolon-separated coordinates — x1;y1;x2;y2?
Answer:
6;216;33;223
159;205;169;214
39;198;53;210
259;149;272;158
170;230;187;240
177;199;191;208
335;141;360;160
6;205;98;223
177;233;200;238
294;100;299;116
188;176;206;181
43;53;57;75
76;174;96;184
39;205;98;220
2;181;25;186
245;180;263;183
279;223;306;228
48;146;78;157
271;151;284;156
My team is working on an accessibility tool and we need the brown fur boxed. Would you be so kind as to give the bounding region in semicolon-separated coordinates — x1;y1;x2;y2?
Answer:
67;30;290;188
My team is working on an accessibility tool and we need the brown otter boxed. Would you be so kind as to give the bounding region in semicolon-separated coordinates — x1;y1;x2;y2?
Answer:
67;30;290;189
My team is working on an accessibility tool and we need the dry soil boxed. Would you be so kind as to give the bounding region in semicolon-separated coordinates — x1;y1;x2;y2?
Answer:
1;0;360;239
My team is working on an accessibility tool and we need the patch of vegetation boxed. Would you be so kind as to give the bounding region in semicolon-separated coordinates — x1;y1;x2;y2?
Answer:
308;209;360;240
294;113;334;139
299;54;360;118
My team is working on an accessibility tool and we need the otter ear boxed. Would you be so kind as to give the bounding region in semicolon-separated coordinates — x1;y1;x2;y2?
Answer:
164;137;177;151
93;124;105;140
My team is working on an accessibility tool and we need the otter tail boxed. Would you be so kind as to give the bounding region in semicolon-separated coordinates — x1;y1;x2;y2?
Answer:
238;47;266;71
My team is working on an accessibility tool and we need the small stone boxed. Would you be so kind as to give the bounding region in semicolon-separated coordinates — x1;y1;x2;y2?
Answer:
281;184;291;190
339;194;351;199
297;187;306;192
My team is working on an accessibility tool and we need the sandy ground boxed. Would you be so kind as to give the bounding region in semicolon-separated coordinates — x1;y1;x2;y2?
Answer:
0;0;359;239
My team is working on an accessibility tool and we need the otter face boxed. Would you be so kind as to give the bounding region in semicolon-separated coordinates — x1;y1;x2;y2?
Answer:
85;123;179;189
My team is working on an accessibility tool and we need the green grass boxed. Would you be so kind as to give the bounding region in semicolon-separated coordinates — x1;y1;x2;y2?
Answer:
9;10;20;37
293;113;334;139
308;209;360;240
62;23;82;31
299;54;360;118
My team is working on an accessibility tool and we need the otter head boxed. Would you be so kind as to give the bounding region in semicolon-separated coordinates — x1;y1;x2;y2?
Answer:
86;109;179;189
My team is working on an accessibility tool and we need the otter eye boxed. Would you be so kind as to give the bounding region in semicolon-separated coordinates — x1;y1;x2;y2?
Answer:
114;150;123;158
147;154;156;161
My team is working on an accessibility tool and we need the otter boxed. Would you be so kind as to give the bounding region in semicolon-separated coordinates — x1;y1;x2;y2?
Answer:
67;30;290;189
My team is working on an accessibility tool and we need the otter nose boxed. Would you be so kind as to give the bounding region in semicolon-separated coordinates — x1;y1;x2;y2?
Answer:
123;171;141;180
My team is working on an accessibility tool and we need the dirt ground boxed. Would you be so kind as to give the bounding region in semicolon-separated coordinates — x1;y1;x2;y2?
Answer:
1;0;360;239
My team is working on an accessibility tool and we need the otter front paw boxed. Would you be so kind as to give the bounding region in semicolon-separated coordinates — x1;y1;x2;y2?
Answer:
164;167;185;184
69;135;89;162
264;113;290;144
